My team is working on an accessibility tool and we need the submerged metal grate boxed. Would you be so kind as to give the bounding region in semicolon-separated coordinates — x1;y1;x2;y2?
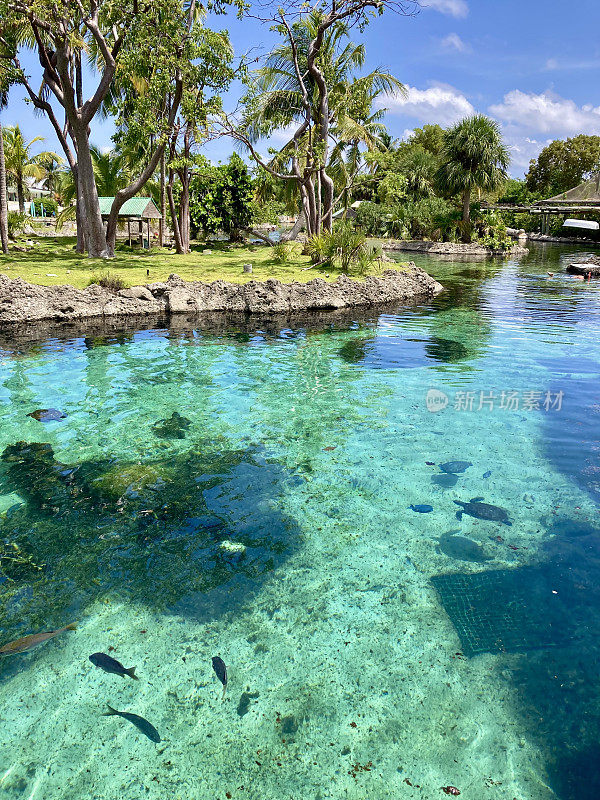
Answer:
431;567;576;657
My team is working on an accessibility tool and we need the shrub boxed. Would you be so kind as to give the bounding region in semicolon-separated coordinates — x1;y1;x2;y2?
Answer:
306;222;380;275
87;272;127;292
272;241;292;265
7;212;26;238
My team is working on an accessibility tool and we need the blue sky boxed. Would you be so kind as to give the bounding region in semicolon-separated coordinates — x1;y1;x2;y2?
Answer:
3;0;600;177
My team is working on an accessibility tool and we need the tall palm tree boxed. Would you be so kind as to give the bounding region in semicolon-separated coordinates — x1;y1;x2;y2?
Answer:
0;90;8;253
436;114;509;243
3;126;62;214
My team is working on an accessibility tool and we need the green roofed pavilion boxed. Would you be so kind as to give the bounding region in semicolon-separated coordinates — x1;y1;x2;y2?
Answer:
97;197;160;218
97;197;161;248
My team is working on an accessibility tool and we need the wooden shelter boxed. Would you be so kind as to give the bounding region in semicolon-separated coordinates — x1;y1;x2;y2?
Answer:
98;197;161;249
483;174;600;234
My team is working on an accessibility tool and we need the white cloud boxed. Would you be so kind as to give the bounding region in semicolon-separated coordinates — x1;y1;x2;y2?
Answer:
489;90;600;136
382;84;475;126
423;0;469;18
440;33;470;53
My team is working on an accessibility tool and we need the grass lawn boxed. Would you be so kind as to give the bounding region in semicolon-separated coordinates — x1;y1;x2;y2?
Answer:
0;236;345;289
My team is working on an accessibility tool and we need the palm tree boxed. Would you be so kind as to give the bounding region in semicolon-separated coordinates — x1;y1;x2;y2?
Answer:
89;146;127;196
0;90;8;253
3;126;62;214
436;114;509;243
243;14;404;233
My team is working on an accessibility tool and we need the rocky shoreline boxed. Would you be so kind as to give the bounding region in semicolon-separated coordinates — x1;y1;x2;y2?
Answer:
0;266;442;326
380;239;528;257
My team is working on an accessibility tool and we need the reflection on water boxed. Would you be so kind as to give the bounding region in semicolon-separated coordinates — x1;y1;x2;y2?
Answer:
0;242;599;799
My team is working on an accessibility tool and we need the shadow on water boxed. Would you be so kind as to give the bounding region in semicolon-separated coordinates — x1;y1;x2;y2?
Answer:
0;437;303;643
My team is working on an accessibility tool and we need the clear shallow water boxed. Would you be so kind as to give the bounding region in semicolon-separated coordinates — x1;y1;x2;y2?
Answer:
0;243;599;799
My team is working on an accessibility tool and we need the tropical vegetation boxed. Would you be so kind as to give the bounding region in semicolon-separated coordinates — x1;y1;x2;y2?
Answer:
0;0;596;271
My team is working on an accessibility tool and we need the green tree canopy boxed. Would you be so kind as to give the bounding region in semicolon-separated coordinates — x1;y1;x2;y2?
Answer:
526;135;600;196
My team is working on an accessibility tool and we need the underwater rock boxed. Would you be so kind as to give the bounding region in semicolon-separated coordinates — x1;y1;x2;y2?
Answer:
431;473;458;489
1;441;75;511
439;461;472;474
91;463;172;501
27;408;67;422
152;411;192;440
454;497;512;525
436;532;492;563
218;540;247;563
279;714;300;736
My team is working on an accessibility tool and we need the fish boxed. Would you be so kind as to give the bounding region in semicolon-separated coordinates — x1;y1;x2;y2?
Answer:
441;788;461;796
483;470;492;479
27;408;67;422
439;461;472;474
102;704;160;743
212;655;228;698
0;623;77;656
409;504;433;513
454;497;512;525
89;652;138;680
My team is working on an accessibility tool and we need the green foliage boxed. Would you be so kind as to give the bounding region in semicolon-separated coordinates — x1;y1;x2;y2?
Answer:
526;135;600;196
355;201;388;236
473;212;512;251
7;211;25;237
388;197;458;241
409;124;445;156
436;115;510;199
272;241;292;264
87;272;127;292
306;222;380;275
189;154;254;240
30;197;58;216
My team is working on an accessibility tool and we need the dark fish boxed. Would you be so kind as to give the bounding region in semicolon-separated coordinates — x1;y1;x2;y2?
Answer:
0;623;77;656
439;461;472;474
103;704;160;742
212;655;228;698
425;461;436;466
409;504;433;513
483;470;492;479
454;497;512;525
27;408;67;422
437;532;492;563
89;652;138;680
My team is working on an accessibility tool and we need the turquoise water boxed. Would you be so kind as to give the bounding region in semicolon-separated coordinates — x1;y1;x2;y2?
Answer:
0;243;599;799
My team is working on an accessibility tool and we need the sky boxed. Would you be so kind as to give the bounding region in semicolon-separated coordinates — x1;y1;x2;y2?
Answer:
3;0;600;178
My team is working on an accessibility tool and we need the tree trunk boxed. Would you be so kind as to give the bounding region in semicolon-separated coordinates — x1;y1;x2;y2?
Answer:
159;150;166;247
321;168;334;232
73;124;109;257
17;176;25;216
179;174;190;253
74;166;89;254
167;171;184;254
281;209;305;242
461;188;472;243
0;122;8;253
